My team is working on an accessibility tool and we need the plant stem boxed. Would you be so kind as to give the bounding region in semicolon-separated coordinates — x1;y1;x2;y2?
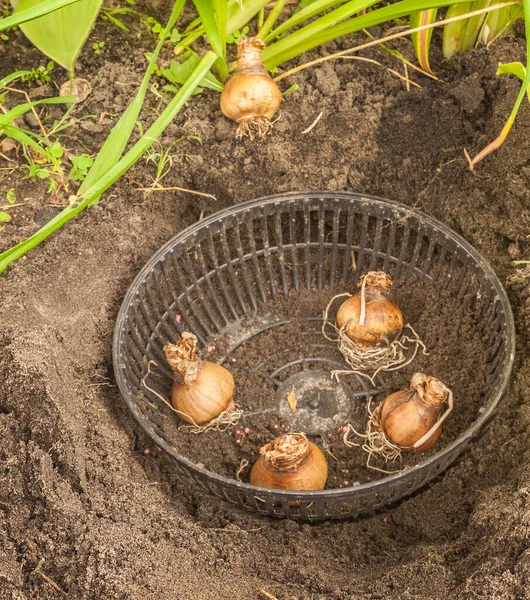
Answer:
257;0;286;40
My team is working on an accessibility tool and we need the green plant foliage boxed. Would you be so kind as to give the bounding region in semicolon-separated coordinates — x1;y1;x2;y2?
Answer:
12;0;103;71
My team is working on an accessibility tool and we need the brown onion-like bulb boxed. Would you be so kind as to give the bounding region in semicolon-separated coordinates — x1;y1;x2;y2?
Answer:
336;271;403;348
250;433;328;490
163;333;234;425
377;373;451;453
220;36;282;140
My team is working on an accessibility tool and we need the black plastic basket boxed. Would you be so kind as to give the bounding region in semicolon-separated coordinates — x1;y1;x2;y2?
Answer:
113;192;515;520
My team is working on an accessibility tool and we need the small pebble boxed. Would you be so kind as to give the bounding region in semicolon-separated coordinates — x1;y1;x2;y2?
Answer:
157;447;162;453
176;315;182;323
244;427;250;434
343;480;349;486
342;426;349;433
143;449;150;455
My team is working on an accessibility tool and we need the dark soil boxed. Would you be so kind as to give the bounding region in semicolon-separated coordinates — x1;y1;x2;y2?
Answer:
162;279;489;487
1;4;530;600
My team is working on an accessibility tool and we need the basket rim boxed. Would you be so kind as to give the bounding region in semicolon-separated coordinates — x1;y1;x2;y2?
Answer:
112;191;516;501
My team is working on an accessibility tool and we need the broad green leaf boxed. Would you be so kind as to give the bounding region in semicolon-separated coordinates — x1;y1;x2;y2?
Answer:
12;0;103;71
410;9;438;73
163;55;224;92
0;212;12;223
0;0;81;30
497;62;530;101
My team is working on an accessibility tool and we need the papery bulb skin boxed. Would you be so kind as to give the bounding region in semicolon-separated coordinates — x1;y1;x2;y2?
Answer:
164;333;234;425
220;36;282;140
377;373;448;453
337;272;403;347
250;433;328;490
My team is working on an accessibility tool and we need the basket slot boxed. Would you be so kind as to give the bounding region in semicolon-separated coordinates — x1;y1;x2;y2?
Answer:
217;223;248;318
393;223;411;282
417;234;435;280
328;208;341;288
368;217;383;272
207;229;241;321
166;250;209;344
274;210;289;298
317;204;326;290
441;251;459;292
354;213;370;280
195;243;231;327
182;248;221;334
245;213;269;303
380;219;395;274
159;258;186;338
289;203;300;292
341;204;356;283
261;213;278;301
303;203;311;289
405;226;426;279
232;223;259;313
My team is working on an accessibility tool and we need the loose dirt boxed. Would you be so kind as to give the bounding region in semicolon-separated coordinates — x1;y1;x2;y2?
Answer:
1;6;530;600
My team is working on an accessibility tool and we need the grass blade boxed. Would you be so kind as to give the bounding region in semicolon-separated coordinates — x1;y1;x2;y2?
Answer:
469;0;530;167
265;0;349;43
0;0;81;30
263;0;490;69
410;9;438;73
78;0;185;195
0;96;73;126
0;52;218;274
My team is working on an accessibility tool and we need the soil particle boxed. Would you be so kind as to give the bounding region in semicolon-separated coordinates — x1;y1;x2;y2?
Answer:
1;8;530;600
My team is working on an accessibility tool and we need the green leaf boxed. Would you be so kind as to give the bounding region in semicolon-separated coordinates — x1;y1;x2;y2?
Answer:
443;2;473;58
12;0;103;71
0;95;73;127
263;0;475;69
78;0;186;197
497;62;530;101
0;212;12;223
0;51;218;273
6;189;16;204
410;9;438;73
163;55;224;92
0;0;82;30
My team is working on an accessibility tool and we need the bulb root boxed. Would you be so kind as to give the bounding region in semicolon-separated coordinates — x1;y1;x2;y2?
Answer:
236;113;280;140
322;293;427;384
141;360;242;434
343;417;404;475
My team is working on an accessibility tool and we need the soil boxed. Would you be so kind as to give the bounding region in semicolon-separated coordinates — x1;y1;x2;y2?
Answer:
1;4;530;600
161;279;489;486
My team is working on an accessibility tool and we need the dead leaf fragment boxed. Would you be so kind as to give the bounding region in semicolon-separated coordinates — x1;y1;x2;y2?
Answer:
0;138;17;153
59;78;92;104
287;386;297;413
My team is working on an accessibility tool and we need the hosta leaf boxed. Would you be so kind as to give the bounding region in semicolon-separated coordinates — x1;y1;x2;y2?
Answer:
12;0;103;71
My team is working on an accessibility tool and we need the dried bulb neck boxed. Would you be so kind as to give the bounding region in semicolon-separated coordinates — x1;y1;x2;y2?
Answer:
163;333;202;386
360;271;393;293
410;373;447;408
236;36;267;75
261;433;311;472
